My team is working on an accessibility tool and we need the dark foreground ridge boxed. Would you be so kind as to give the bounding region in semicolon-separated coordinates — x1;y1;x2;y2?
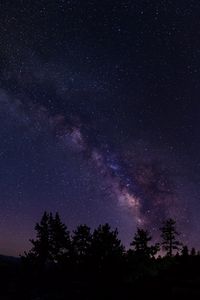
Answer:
1;212;200;299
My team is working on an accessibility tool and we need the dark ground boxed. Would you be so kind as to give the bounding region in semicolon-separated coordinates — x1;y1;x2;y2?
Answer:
1;255;200;299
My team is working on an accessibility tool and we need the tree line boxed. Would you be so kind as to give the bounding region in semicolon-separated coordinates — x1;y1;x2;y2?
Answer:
5;211;198;299
22;211;195;268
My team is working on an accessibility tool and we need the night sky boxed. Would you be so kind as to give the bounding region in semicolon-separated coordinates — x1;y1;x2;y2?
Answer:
0;0;199;256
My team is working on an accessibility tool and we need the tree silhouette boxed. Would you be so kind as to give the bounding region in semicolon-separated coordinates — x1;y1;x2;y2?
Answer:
181;245;189;256
72;224;92;264
49;212;71;263
160;218;182;256
24;211;51;267
130;228;159;258
23;211;71;266
90;223;124;271
191;247;196;256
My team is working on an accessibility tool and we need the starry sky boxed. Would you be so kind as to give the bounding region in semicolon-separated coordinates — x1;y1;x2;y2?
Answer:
0;0;199;256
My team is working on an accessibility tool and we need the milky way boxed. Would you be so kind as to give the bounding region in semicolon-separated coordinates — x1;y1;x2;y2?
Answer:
0;87;188;254
0;0;199;255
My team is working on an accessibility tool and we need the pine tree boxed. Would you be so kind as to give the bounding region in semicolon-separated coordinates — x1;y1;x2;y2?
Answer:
23;211;71;266
72;224;92;264
181;245;189;256
24;211;51;267
90;223;124;269
49;212;71;263
160;218;182;256
191;247;196;256
131;228;159;258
